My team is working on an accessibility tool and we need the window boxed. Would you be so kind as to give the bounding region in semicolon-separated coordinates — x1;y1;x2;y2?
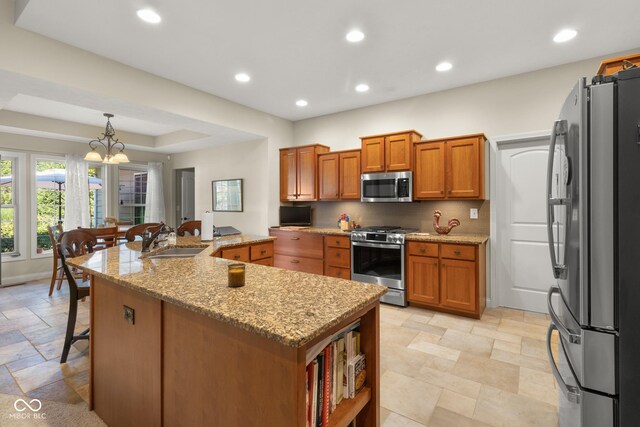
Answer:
32;157;105;255
118;166;148;225
1;156;17;254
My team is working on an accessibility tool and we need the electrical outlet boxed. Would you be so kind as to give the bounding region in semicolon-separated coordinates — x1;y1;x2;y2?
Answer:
470;208;479;219
123;305;135;325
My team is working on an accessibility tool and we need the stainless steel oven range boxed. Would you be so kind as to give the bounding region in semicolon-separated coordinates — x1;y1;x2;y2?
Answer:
350;226;415;307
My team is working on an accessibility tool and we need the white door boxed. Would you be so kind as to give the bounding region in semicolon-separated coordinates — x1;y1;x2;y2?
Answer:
496;136;555;313
180;171;195;223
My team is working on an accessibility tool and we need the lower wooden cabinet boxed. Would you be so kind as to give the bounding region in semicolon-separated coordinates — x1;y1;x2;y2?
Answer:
407;241;486;318
218;241;274;265
324;235;351;279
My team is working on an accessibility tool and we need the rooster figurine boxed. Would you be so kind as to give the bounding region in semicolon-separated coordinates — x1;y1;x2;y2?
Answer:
433;210;460;235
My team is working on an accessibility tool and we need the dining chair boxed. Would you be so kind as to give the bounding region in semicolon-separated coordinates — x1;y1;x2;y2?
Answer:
47;224;64;296
177;220;201;237
58;229;96;363
77;226;118;250
124;222;162;242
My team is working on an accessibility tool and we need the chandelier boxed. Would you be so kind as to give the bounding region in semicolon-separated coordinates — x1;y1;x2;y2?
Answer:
84;113;130;164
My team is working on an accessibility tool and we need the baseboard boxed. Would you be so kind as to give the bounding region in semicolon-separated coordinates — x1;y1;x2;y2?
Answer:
1;272;49;286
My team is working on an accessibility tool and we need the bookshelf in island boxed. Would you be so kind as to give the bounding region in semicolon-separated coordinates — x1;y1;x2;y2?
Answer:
66;235;386;427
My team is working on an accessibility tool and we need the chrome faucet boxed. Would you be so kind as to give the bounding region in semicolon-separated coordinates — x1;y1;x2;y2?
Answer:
141;223;173;252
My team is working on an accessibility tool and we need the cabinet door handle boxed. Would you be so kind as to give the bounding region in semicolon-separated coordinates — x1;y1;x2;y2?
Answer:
433;262;437;266
448;189;452;194
336;253;341;258
440;190;444;194
442;263;446;268
290;237;300;240
290;259;300;264
454;250;461;255
337;271;342;277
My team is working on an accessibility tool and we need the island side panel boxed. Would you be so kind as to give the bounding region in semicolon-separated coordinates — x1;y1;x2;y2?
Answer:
91;276;162;427
356;303;380;427
162;302;301;426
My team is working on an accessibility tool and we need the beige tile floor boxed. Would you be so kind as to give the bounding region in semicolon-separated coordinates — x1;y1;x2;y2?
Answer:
0;280;559;426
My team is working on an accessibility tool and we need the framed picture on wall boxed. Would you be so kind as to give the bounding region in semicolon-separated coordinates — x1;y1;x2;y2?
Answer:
212;179;243;212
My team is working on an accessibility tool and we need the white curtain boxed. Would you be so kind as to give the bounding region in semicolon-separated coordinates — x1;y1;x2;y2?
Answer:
63;154;90;231
144;162;166;223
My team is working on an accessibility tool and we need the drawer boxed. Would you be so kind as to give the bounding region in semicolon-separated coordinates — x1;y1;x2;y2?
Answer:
325;266;351;280
325;235;350;249
324;247;350;269
270;230;323;259
221;246;250;262
273;254;324;275
250;242;273;261
441;244;475;261
407;241;439;257
252;257;273;267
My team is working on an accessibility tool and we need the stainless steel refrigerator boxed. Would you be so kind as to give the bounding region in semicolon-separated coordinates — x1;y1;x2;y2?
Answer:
547;67;640;426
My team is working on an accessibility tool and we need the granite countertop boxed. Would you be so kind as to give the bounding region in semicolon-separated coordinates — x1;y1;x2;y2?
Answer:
270;226;488;244
67;235;386;348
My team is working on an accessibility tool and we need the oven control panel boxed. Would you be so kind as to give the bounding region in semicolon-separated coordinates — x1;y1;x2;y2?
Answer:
351;232;406;244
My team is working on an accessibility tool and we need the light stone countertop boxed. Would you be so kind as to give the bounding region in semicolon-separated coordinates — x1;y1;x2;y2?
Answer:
67;235;386;348
270;226;488;244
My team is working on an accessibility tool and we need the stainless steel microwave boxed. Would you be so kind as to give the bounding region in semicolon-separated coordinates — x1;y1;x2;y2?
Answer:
361;171;412;202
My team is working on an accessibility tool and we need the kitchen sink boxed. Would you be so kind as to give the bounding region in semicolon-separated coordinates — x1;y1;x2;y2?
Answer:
148;247;207;259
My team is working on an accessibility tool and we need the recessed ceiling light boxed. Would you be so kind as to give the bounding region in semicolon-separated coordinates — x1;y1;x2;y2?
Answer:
553;29;577;43
355;84;369;93
435;62;453;72
235;73;251;83
136;9;161;24
296;100;308;107
346;30;365;43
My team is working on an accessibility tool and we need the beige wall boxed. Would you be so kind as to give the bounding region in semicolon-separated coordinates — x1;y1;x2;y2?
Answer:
170;139;269;235
0;132;169;285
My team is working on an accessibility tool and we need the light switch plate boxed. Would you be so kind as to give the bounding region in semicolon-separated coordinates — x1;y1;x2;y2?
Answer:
470;208;479;219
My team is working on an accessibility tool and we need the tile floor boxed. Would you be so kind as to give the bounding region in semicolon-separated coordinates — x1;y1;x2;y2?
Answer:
0;280;559;426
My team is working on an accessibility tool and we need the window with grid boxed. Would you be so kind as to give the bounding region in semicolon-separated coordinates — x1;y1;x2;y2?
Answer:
1;156;18;255
118;166;148;225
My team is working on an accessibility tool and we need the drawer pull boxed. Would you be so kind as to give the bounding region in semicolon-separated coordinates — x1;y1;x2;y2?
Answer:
454;250;461;255
336;240;340;245
442;263;446;267
419;247;426;253
433;262;437;266
260;250;266;255
290;237;300;240
337;271;342;277
234;255;240;259
290;259;300;264
336;253;341;258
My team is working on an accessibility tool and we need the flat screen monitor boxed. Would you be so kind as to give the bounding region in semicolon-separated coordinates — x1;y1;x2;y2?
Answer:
279;205;312;226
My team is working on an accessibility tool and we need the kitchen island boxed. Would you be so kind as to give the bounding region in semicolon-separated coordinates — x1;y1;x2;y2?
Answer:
67;235;386;427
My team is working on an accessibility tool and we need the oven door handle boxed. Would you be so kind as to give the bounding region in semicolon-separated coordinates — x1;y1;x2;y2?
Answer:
351;242;402;250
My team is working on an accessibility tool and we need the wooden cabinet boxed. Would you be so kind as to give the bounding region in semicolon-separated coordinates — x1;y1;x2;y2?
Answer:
270;229;325;275
280;144;330;202
217;241;274;265
414;134;486;200
340;150;361;200
361;131;422;173
318;150;361;201
407;241;486;318
324;236;351;279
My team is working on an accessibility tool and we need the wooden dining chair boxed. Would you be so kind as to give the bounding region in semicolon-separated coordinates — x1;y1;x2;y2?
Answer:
58;229;96;363
124;222;162;242
47;224;65;296
177;220;201;237
77;226;117;250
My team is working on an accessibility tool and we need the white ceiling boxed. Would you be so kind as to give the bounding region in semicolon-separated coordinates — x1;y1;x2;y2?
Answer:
6;94;180;136
13;0;640;121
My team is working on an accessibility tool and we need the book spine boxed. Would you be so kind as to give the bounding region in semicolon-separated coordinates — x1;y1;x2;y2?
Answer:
322;347;331;426
316;353;324;427
311;361;318;427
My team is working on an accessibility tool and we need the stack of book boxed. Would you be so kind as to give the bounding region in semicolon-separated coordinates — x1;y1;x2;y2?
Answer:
305;320;367;427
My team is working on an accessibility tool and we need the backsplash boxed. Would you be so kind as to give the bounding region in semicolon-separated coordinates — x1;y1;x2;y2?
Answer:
302;200;490;234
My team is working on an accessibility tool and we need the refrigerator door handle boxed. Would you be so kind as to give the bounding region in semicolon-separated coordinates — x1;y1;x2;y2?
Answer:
547;285;581;344
546;119;569;279
547;323;581;404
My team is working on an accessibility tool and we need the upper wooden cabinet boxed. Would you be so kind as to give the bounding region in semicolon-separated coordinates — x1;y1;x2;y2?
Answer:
318;150;361;201
414;134;486;200
361;130;422;173
280;144;330;202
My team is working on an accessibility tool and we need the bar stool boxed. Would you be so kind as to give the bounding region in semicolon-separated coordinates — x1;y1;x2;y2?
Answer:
177;220;201;237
